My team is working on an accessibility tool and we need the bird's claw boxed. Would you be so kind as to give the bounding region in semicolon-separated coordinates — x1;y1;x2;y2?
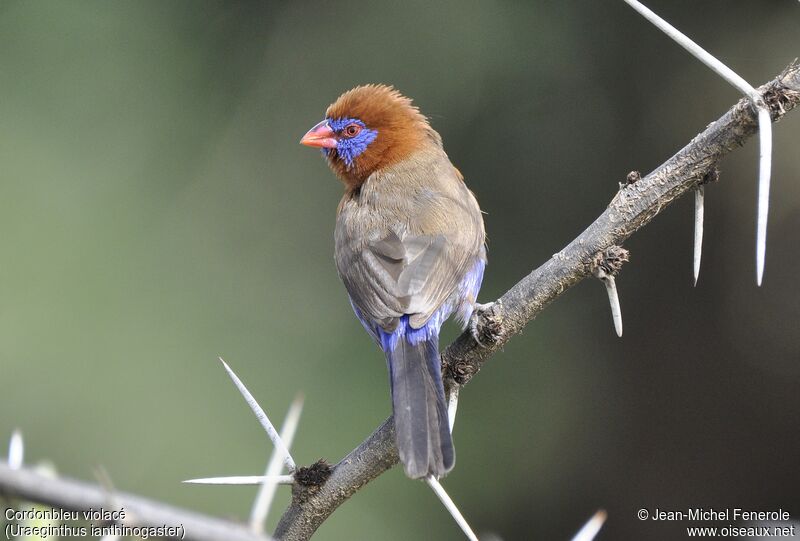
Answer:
469;301;496;348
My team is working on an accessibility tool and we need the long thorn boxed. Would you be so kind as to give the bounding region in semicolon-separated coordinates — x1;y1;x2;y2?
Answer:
425;476;479;541
604;276;623;337
623;0;756;96
447;388;459;434
8;429;23;470
693;186;705;286
571;510;608;541
250;393;304;533
218;357;296;471
93;465;125;515
183;475;295;485
622;0;773;286
756;107;772;286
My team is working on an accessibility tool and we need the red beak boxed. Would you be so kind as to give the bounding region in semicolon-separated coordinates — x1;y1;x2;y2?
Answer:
300;120;337;149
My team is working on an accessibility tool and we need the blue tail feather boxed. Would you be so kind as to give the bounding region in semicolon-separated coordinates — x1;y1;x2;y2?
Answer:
385;321;454;479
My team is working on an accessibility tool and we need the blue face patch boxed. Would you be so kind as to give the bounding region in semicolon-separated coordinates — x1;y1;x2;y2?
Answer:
324;117;378;168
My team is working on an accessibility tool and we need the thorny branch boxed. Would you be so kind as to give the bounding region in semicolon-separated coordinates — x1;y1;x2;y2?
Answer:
0;463;270;541
0;63;797;541
273;63;800;540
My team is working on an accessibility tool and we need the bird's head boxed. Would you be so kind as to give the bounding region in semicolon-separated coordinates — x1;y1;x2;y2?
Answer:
300;85;435;189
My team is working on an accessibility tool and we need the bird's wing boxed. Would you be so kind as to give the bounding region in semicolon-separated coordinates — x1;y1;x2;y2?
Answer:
336;177;484;332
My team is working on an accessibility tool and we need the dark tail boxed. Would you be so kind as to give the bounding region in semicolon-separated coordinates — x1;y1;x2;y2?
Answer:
387;337;454;479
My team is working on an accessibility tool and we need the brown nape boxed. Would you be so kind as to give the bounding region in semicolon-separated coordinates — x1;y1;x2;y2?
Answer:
325;84;437;189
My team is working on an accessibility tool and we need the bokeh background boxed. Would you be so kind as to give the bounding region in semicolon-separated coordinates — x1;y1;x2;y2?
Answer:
0;1;798;539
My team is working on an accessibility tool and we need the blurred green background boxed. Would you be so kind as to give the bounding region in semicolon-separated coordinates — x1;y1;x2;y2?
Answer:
0;1;798;539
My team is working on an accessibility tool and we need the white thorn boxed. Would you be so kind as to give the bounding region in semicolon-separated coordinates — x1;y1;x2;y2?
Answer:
756;106;772;286
604;276;623;337
622;0;773;286
183;475;295;486
623;0;758;97
571;510;608;541
447;388;459;434
250;393;304;533
8;429;23;470
693;186;705;286
425;476;479;541
218;357;296;472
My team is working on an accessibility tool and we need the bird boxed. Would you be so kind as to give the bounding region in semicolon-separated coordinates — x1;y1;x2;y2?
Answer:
300;85;486;479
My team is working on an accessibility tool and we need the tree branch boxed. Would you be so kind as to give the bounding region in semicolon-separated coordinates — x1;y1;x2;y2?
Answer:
0;463;270;541
273;62;800;540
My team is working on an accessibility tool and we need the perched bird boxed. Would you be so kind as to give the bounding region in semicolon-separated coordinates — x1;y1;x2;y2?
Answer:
300;85;486;479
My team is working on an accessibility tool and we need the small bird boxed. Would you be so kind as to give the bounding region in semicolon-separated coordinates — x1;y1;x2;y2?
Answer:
300;85;486;479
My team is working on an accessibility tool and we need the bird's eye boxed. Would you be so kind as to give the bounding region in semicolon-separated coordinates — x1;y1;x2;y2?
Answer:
342;123;362;138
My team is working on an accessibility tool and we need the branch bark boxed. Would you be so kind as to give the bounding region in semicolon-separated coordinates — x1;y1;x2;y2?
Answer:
0;63;797;541
273;62;800;540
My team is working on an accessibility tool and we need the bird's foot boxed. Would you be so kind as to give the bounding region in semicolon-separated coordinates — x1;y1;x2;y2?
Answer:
469;301;497;348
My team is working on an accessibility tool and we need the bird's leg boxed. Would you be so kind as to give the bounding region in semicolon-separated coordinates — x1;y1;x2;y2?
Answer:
469;301;496;348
